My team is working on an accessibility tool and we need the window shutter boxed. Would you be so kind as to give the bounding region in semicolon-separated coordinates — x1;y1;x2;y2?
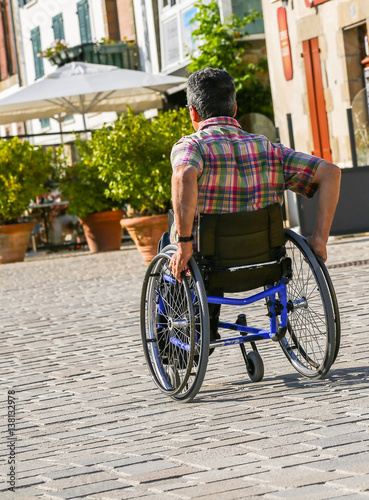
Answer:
19;0;25;7
31;27;44;80
52;13;65;41
77;0;92;44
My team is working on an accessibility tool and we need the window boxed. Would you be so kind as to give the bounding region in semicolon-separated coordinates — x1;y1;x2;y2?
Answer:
31;27;44;80
182;7;199;54
52;13;65;41
343;23;367;102
77;0;92;44
40;118;50;129
163;18;179;67
231;0;264;35
18;0;34;6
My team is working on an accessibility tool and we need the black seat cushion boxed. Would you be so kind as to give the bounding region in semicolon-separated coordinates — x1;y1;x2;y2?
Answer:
197;204;285;293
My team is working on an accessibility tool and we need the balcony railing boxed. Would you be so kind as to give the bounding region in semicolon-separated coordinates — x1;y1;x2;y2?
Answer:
47;42;140;71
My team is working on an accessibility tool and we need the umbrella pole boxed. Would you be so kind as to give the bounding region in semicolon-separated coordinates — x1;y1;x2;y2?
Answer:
82;113;87;132
59;120;64;145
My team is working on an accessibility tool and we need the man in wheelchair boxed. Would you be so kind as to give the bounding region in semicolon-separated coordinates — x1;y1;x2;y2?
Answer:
141;67;341;401
168;67;341;346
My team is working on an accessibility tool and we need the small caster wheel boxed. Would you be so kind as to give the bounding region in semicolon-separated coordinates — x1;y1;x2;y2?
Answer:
246;351;264;382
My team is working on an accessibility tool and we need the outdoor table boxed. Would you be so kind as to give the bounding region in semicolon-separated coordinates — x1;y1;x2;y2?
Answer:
27;201;70;249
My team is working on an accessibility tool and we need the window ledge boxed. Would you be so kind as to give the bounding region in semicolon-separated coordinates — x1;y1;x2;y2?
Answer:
23;0;38;9
241;33;265;41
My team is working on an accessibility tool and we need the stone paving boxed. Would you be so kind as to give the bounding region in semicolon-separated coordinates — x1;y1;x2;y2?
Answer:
1;234;369;499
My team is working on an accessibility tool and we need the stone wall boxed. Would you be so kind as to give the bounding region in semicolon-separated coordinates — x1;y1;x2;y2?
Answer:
262;0;369;168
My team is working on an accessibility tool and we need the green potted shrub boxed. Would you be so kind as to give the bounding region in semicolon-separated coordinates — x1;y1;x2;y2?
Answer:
0;138;53;264
60;139;126;253
91;107;193;263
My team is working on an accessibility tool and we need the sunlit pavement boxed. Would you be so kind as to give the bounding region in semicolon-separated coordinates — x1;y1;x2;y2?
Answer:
1;235;369;499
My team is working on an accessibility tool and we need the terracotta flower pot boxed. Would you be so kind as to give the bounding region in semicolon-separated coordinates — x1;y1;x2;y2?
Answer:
80;210;124;253
0;222;35;264
121;213;168;264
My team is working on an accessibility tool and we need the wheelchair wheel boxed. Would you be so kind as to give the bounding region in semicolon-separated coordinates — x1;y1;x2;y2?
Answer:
141;245;210;402
281;229;336;378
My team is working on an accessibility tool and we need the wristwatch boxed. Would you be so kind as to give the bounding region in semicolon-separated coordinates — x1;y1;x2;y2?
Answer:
175;233;194;243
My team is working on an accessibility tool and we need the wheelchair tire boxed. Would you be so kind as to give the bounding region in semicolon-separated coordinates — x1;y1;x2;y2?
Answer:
315;253;341;363
246;351;264;382
281;230;336;378
141;245;210;402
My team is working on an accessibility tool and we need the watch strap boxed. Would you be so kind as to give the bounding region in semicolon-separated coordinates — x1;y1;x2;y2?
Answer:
177;234;194;243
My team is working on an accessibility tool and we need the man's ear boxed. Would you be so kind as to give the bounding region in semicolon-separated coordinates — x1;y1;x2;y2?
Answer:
233;102;238;117
190;106;201;122
189;106;202;131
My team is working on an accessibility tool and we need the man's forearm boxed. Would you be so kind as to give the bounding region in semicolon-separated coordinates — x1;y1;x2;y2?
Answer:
313;161;341;241
308;160;341;261
171;164;198;236
169;164;198;281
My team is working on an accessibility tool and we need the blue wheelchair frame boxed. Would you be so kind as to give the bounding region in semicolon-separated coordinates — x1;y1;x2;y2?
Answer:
162;273;289;352
207;279;288;347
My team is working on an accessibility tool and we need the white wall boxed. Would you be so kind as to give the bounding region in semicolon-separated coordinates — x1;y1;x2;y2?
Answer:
3;0;113;141
132;0;159;73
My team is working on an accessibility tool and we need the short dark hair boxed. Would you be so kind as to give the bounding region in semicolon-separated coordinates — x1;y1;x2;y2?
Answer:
186;68;236;120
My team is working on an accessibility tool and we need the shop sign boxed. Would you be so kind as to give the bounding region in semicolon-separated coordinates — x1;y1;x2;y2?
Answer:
277;7;293;81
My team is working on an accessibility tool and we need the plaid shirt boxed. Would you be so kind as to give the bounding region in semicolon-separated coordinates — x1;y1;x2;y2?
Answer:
170;116;322;242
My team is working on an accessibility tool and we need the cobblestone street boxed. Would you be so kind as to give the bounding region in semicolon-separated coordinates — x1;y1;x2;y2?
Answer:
1;235;369;499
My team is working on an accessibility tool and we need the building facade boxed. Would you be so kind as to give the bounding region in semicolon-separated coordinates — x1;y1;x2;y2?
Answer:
0;0;137;142
134;0;265;75
0;0;24;136
262;0;369;168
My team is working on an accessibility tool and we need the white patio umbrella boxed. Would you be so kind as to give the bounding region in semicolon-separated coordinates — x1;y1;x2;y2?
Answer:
0;62;187;129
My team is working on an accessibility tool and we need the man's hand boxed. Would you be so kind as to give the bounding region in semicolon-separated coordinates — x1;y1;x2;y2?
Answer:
169;242;193;282
306;235;327;262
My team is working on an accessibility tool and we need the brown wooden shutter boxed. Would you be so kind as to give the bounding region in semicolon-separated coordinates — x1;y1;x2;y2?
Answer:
302;38;332;162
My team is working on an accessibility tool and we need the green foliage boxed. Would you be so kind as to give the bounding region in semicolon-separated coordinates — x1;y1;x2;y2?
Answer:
39;39;69;59
92;107;193;215
0;138;53;225
188;1;273;119
60;138;123;219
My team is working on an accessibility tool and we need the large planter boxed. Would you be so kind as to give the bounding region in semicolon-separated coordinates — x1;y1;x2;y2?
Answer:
80;210;124;253
0;222;35;264
97;43;126;55
121;213;168;264
48;53;63;66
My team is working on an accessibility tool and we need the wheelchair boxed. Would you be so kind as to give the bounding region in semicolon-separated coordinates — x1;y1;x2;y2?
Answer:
140;204;340;403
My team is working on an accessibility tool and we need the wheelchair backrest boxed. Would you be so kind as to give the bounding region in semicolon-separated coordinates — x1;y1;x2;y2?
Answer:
197;203;285;267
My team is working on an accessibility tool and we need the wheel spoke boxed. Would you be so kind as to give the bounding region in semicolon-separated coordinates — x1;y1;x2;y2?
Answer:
280;230;336;378
141;247;210;402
